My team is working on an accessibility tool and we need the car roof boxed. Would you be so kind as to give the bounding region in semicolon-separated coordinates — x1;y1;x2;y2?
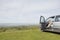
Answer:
56;15;60;17
49;15;60;18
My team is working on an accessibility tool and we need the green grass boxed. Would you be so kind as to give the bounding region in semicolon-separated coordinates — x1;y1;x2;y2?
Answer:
0;29;60;40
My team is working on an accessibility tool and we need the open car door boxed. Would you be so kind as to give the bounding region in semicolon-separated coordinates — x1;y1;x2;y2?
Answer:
40;16;46;31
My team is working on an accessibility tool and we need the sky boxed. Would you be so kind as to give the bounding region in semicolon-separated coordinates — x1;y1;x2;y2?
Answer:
0;0;60;24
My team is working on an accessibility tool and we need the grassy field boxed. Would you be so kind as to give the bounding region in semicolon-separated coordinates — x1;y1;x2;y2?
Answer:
0;28;60;40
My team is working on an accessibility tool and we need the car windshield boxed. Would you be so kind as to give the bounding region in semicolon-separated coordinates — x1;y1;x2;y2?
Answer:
56;16;60;22
46;16;55;22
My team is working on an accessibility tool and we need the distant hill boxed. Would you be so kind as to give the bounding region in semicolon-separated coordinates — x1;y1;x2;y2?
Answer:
0;23;38;27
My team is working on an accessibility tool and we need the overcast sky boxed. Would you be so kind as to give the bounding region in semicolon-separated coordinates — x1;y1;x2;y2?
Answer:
0;0;60;24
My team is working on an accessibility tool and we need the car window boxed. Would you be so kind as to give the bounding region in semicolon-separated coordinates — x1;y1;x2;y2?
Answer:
56;16;60;22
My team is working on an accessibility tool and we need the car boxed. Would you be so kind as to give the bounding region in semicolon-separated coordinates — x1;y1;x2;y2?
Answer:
40;15;60;33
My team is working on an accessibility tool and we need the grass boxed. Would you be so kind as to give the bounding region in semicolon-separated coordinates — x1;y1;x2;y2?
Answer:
0;28;60;40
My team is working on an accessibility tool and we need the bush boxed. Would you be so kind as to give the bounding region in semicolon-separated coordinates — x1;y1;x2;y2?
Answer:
0;25;39;32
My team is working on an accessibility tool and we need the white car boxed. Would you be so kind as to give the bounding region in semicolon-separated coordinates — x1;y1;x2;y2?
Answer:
40;15;60;33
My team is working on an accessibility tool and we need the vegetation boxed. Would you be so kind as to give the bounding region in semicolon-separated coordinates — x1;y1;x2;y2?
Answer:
0;25;39;32
0;25;60;40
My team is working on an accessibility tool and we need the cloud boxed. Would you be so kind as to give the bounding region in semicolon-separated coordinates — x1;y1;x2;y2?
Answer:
0;0;60;24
